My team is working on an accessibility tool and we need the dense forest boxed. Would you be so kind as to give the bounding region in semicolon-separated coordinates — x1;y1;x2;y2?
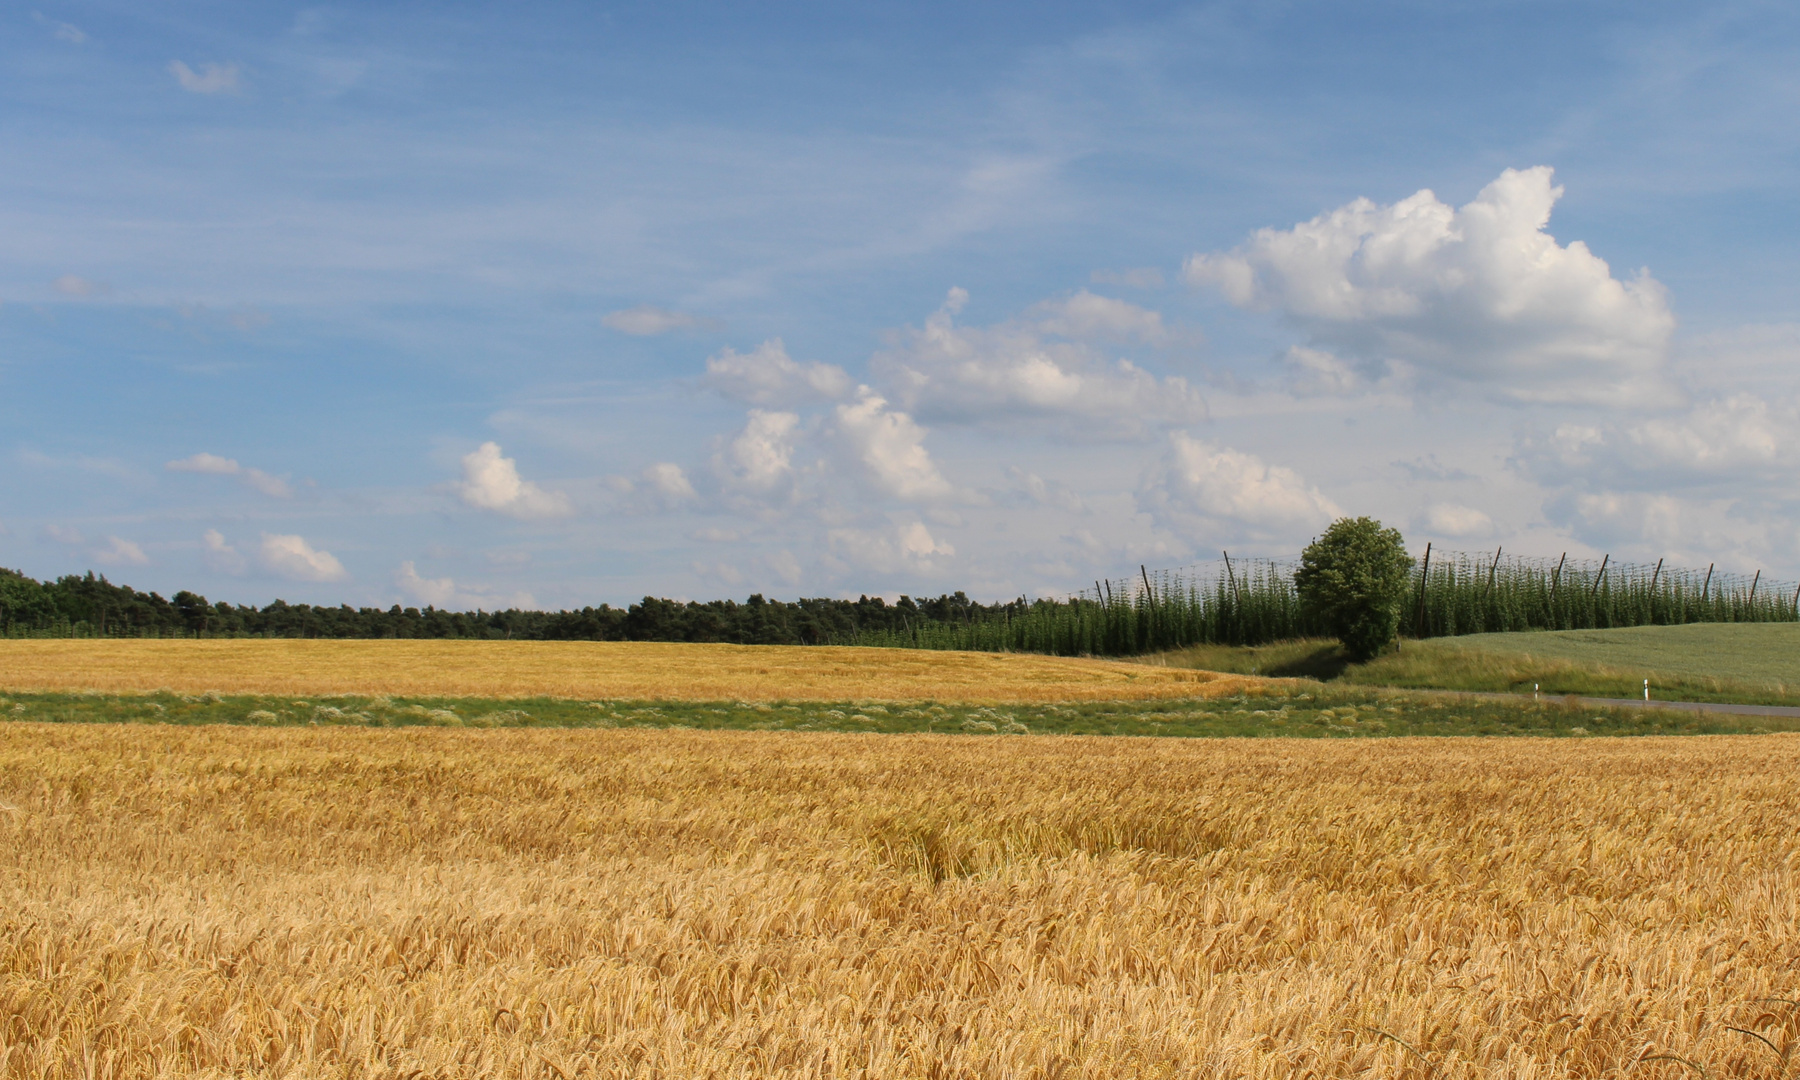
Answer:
0;566;1025;644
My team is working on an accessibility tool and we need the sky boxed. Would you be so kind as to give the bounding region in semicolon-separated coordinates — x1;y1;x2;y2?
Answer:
4;0;1800;609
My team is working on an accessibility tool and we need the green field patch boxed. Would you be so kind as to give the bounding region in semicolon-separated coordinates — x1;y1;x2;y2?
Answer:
1153;622;1800;706
1;686;1794;737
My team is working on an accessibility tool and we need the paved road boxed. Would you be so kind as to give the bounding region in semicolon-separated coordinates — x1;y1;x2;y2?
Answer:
1566;696;1800;718
1487;693;1800;719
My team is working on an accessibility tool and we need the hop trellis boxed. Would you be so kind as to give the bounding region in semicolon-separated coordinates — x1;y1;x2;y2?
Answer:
865;549;1800;656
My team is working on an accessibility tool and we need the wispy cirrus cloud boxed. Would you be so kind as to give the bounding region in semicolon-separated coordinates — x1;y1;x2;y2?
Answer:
168;60;242;94
53;275;105;297
93;536;149;567
602;305;719;336
166;452;293;498
34;13;87;44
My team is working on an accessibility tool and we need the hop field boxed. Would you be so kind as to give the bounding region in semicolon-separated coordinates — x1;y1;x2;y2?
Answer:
4;724;1799;1078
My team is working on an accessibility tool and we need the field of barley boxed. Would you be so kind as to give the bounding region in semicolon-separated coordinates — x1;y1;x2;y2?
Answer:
4;723;1799;1078
0;639;1240;702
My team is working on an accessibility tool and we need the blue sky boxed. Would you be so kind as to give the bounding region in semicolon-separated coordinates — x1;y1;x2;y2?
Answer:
4;1;1799;608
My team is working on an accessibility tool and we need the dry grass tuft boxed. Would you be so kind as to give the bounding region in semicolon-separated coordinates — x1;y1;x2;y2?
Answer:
4;724;1799;1077
0;639;1253;703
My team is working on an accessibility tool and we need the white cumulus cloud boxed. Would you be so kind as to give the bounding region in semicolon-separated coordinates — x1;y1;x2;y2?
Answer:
1141;434;1340;541
395;561;457;607
166;452;292;497
455;442;572;519
703;339;852;406
828;521;955;574
168;451;238;475
259;533;347;582
1281;346;1365;397
1186;166;1676;404
643;462;697;501
614;463;699;513
715;409;800;493
832;389;955;502
393;561;535;611
1519;394;1798;491
764;549;803;585
169;60;241;93
94;536;149;567
871;289;1206;435
1542;491;1788;572
202;529;248;574
1423;503;1496;539
1027;290;1181;345
691;561;745;587
602;304;716;336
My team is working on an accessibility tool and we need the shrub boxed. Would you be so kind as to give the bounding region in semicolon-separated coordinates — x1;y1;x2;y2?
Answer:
1295;518;1415;661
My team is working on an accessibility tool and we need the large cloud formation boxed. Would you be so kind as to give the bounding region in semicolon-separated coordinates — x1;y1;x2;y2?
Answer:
702;339;852;407
831;390;956;502
1520;394;1797;490
1139;434;1340;543
714;409;801;494
1185;166;1675;404
870;289;1207;435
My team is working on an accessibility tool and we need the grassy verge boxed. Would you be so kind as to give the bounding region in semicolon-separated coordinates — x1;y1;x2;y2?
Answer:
2;686;1794;737
1151;624;1800;706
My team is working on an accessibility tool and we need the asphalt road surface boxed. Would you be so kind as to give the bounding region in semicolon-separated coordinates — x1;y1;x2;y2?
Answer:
1535;695;1800;719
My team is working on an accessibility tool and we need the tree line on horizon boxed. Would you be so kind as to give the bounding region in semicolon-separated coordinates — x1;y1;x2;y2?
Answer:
7;525;1795;654
0;566;1020;644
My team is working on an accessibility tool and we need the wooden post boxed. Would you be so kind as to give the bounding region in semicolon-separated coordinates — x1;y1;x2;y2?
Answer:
1222;550;1242;604
1483;546;1502;599
1413;542;1432;638
1790;579;1798;615
1590;554;1609;601
1701;563;1714;602
1548;552;1567;604
1140;565;1158;617
1649;557;1663;590
1749;569;1761;600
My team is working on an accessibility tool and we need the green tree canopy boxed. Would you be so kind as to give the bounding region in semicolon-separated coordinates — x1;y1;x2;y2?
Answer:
1294;517;1415;661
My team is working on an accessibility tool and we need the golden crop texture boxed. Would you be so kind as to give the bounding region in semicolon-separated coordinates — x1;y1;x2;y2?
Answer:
3;724;1798;1078
0;640;1245;702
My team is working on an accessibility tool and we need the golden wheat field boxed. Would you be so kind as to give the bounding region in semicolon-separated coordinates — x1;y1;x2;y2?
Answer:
4;723;1798;1078
0;639;1247;702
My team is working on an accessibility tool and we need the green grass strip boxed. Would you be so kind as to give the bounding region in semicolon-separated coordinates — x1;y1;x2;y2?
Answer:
3;687;1796;738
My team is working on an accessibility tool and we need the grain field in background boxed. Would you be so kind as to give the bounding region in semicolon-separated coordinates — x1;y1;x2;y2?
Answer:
3;724;1798;1078
0;639;1247;702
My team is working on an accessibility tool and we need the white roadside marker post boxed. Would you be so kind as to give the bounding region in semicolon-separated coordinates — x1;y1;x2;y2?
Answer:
1644;678;1650;702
